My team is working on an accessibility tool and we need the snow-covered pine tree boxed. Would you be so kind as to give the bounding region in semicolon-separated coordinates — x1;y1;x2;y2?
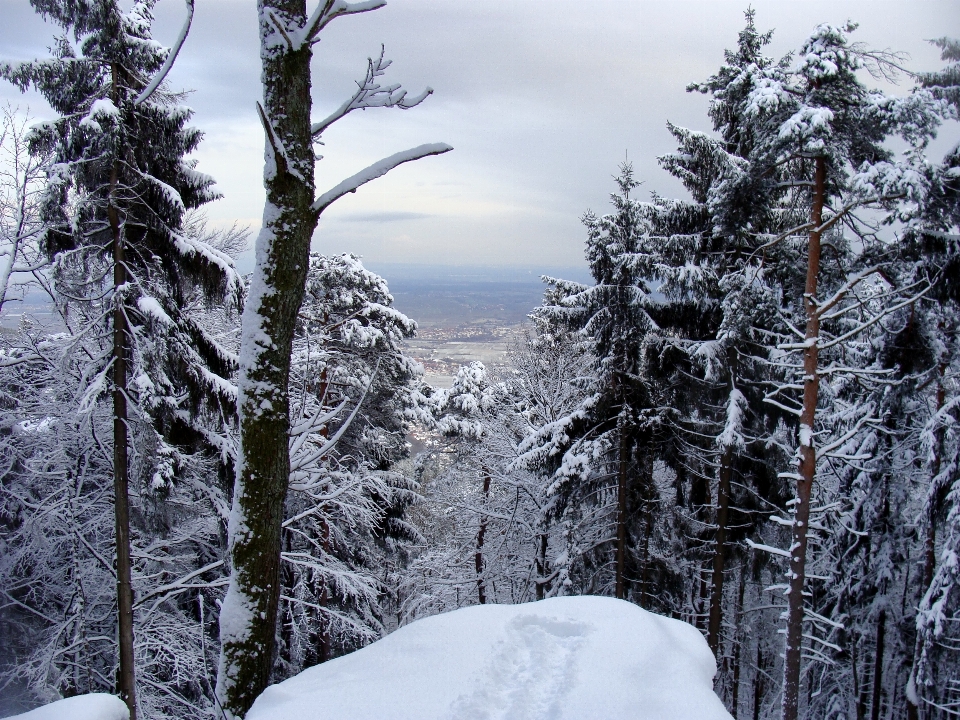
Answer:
220;3;451;710
902;36;960;718
1;1;239;716
648;10;792;676
720;21;946;720
529;164;673;603
278;253;423;670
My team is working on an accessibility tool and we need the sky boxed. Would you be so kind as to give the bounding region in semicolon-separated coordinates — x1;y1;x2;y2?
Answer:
1;0;957;271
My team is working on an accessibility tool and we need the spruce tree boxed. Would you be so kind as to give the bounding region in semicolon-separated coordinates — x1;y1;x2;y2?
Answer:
2;1;237;716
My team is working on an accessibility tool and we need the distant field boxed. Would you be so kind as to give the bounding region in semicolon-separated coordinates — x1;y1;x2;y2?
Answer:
370;264;591;387
0;264;593;388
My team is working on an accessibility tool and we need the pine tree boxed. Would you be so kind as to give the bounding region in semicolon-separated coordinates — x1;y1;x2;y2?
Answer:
278;253;423;669
2;1;238;716
716;21;945;719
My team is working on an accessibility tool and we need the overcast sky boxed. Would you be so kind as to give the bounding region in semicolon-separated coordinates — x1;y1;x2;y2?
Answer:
2;0;957;270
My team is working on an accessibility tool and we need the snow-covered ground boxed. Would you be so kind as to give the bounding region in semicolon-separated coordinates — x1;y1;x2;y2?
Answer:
248;596;732;720
7;694;128;720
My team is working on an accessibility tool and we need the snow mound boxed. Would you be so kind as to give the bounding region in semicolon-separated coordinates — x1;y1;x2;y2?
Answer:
248;596;732;720
7;694;128;720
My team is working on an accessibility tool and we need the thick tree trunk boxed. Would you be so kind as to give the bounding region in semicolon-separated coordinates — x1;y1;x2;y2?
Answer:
216;0;316;713
109;61;137;720
782;155;826;720
870;610;886;720
616;427;628;600
708;445;734;656
476;469;491;604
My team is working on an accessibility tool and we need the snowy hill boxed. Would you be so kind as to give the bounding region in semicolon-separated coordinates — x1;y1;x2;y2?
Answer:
248;596;732;720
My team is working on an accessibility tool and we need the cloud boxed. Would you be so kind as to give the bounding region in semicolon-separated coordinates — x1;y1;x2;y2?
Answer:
336;211;433;223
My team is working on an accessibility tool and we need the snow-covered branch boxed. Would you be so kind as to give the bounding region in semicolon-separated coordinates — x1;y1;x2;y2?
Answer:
295;0;387;50
134;0;195;106
311;143;452;214
311;47;433;140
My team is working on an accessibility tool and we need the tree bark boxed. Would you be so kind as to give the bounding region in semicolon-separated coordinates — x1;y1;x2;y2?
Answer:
216;0;316;713
616;426;628;600
870;610;886;720
535;532;549;600
782;155;826;720
731;564;746;718
753;643;763;720
708;445;733;656
109;61;137;720
476;468;491;604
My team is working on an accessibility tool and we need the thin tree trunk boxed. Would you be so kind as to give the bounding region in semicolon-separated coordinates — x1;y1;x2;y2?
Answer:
870;609;886;720
753;642;763;720
708;445;734;656
109;61;137;720
216;0;316;712
318;517;331;662
782;154;826;720
535;532;549;600
731;564;746;718
923;361;946;591
908;359;947;720
616;427;628;600
476;468;491;604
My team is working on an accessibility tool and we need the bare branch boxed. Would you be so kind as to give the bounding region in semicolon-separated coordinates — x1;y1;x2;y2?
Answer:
311;46;433;140
311;142;452;214
134;0;195;105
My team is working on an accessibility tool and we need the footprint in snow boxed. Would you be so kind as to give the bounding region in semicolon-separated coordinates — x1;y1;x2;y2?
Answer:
447;614;592;720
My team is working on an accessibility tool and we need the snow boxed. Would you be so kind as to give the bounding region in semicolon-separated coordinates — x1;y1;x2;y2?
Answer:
246;596;731;720
7;694;128;720
312;143;453;213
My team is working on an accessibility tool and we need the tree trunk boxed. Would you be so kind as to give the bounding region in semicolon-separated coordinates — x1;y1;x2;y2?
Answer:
753;643;764;720
318;517;332;662
476;469;491;604
109;61;137;720
870;610;886;720
535;532;549;600
708;445;734;656
908;359;946;720
216;0;316;713
731;564;746;718
782;155;826;720
616;426;628;600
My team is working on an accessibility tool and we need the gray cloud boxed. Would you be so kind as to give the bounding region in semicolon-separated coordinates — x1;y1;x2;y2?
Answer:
2;0;957;269
336;211;433;223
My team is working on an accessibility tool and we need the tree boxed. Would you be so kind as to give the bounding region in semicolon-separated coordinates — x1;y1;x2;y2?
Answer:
0;105;48;314
721;21;944;720
278;252;424;670
217;0;451;711
2;1;237;716
527;165;673;604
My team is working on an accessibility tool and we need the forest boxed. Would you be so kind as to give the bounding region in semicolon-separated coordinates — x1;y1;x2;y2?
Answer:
0;1;959;719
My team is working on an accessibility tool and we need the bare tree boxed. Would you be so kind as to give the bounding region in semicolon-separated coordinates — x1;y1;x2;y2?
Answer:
216;2;450;715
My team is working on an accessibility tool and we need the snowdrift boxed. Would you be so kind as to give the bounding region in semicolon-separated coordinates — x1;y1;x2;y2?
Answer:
248;596;732;720
7;694;128;720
